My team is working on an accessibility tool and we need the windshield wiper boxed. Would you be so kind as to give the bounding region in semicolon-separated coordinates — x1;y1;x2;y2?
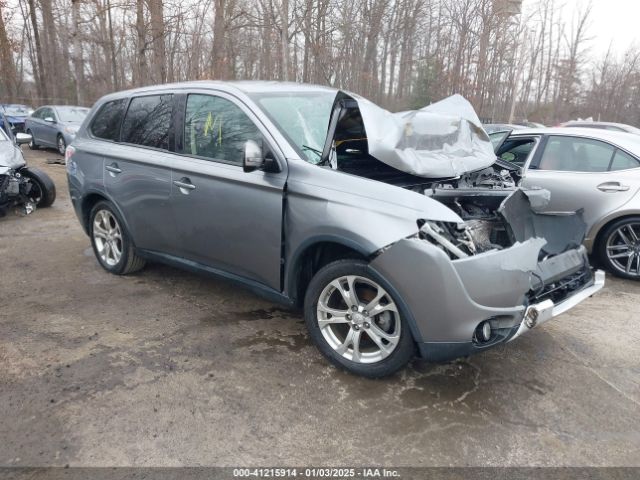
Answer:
302;144;322;155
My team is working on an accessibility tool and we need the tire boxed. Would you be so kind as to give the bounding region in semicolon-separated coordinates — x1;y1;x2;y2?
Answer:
22;167;56;208
27;130;39;150
89;200;146;275
303;259;416;378
597;216;640;280
56;134;66;156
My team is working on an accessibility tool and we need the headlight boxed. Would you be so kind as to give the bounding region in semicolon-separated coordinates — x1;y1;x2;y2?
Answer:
64;126;79;135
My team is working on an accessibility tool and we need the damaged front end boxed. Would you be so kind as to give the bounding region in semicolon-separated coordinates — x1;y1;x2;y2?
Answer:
370;188;604;361
313;90;604;361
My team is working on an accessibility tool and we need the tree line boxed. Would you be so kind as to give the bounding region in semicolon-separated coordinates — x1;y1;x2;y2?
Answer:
0;0;639;126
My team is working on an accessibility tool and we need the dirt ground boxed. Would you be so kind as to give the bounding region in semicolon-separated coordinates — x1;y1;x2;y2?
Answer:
1;147;639;467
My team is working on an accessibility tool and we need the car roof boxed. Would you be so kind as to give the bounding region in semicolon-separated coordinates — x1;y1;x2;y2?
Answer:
563;121;634;128
506;127;640;154
98;80;338;102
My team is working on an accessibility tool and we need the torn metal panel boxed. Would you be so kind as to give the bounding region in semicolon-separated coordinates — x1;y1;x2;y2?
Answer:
346;93;497;178
499;189;587;255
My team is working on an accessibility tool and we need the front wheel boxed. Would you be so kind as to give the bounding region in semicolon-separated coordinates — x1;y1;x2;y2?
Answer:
303;259;415;378
21;167;56;207
598;216;640;280
89;201;146;275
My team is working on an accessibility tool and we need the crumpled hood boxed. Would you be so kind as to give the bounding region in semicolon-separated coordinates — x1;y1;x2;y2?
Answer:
0;143;26;171
343;93;496;178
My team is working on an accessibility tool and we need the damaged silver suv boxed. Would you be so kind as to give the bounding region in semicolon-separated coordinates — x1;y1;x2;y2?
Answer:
67;82;604;377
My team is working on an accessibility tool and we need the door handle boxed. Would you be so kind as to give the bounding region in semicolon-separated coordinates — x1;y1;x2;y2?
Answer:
105;163;122;176
173;178;196;193
597;182;630;192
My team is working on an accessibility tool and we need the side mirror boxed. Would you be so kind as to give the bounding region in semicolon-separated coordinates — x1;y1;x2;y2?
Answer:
15;132;32;145
44;117;55;123
243;139;264;173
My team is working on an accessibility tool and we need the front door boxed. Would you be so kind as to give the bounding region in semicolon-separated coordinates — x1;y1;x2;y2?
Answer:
169;92;287;290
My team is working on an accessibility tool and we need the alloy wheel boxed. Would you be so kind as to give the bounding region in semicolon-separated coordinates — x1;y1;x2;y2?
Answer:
606;222;640;277
93;209;123;267
58;137;66;155
316;275;401;364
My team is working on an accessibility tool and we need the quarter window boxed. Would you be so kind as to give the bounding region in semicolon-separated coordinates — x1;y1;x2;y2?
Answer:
610;149;640;171
121;95;173;149
90;99;127;141
538;136;615;172
184;94;261;164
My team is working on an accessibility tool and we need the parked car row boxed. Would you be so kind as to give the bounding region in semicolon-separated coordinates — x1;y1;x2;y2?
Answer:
0;102;89;155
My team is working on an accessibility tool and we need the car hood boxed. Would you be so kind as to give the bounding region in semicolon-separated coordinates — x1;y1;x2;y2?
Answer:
3;114;28;123
336;92;497;178
0;143;26;171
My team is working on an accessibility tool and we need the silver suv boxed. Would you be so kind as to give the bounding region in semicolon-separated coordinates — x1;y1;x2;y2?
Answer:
67;81;604;377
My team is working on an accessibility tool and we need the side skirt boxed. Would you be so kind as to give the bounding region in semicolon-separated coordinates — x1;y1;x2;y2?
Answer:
137;249;295;308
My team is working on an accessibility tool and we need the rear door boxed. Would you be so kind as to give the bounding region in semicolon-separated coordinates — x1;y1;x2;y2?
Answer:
169;91;287;290
521;135;640;230
102;94;175;253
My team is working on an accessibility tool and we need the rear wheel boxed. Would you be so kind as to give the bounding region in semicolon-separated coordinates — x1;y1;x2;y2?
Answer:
303;259;415;378
27;130;39;150
57;134;66;156
89;201;146;275
598;216;640;280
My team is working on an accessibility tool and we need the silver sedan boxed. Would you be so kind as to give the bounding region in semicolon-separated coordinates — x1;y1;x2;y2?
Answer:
492;128;640;279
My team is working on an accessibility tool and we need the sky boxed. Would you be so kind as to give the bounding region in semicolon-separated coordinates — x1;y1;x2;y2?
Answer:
530;0;640;57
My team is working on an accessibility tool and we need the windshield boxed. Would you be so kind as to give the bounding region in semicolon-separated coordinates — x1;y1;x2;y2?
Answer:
2;105;32;116
250;92;336;163
56;106;89;123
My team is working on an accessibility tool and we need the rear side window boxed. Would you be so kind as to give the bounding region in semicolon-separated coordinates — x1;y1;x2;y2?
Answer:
91;99;127;141
121;95;173;150
538;136;615;172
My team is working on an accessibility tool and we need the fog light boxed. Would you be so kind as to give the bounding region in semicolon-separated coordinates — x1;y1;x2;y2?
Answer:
475;321;492;343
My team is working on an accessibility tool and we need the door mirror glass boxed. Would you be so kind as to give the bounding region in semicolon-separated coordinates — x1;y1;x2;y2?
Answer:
44;117;55;123
15;132;32;145
243;140;264;172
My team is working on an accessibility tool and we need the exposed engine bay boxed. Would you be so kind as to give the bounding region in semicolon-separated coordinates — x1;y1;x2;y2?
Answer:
0;169;39;217
320;94;584;262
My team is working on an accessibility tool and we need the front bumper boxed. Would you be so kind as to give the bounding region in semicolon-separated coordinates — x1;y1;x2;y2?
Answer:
370;237;604;362
509;270;605;341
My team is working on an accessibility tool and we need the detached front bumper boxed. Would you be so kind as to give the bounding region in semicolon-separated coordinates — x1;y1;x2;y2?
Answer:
370;237;604;362
509;270;605;341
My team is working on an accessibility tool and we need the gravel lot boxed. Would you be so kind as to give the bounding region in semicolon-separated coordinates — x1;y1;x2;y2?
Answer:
1;148;639;467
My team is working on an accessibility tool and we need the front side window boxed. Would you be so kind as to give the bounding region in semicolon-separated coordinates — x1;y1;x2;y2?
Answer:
538;136;615;172
90;99;127;141
45;108;57;121
184;94;261;164
121;95;173;149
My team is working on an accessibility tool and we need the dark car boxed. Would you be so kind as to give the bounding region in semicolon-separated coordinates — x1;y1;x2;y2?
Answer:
0;104;33;134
